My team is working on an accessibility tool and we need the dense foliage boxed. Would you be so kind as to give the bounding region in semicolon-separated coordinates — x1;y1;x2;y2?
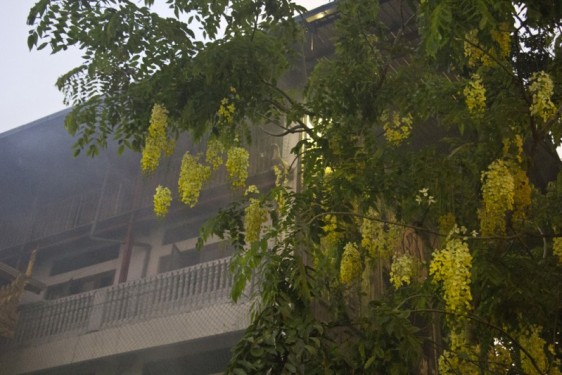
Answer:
28;0;562;373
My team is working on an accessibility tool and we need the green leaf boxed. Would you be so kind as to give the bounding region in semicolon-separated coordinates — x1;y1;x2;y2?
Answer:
27;0;49;25
364;355;376;370
27;32;38;50
250;346;264;357
424;2;452;57
285;362;297;373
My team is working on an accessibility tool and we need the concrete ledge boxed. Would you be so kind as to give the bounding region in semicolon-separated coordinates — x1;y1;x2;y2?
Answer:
0;301;250;375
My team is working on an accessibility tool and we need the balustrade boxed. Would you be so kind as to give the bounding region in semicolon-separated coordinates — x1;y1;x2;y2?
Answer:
12;258;235;345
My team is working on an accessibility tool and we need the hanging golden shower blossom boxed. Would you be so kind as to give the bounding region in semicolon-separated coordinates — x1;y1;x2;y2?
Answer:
178;151;211;207
226;147;249;188
141;104;175;173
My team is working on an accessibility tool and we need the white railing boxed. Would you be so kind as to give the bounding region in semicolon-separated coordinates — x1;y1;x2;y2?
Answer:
15;290;96;343
13;257;234;345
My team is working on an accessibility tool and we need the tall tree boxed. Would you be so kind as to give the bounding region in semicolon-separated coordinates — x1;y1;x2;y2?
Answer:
28;0;562;373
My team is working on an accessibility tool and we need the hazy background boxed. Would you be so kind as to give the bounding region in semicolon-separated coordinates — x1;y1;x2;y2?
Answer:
0;0;327;134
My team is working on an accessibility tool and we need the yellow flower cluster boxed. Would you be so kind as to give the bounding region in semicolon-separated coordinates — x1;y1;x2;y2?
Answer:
438;330;480;375
529;71;557;122
518;325;561;375
439;213;457;235
464;29;492;67
491;23;511;59
429;235;473;314
511;165;532;227
217;87;238;125
153;185;172;217
487;340;513;374
316;216;341;276
320;215;340;253
381;110;413;146
141;104;175;173
553;237;562;263
273;165;287;187
463;74;486;117
324;214;337;232
272;165;288;213
340;242;362;284
503;134;525;164
514;134;524;158
389;254;415;289
244;185;267;243
440;325;561;375
321;231;340;256
479;159;515;236
226;147;249;188
218;98;235;125
360;208;401;260
205;138;225;170
464;26;510;68
178;151;211;207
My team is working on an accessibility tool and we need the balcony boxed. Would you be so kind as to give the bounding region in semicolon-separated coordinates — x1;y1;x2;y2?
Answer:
0;257;252;374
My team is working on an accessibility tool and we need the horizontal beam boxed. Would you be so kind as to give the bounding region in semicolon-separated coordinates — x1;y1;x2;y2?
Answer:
0;262;45;294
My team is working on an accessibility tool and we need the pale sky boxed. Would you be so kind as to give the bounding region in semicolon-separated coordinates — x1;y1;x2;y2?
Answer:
0;0;328;134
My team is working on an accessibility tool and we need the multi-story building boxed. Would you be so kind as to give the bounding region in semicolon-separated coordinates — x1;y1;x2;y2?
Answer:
0;100;291;374
0;2;416;373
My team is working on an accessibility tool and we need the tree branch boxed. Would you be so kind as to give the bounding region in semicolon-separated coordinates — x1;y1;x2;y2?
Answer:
414;309;547;375
305;210;562;243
